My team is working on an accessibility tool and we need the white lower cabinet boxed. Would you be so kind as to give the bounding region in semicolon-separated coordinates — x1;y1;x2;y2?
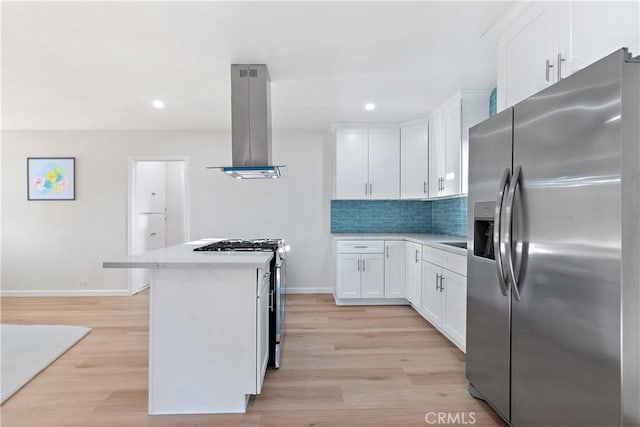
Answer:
421;262;443;326
420;248;467;352
361;254;385;298
256;272;270;394
384;241;406;298
441;269;467;347
334;238;467;351
336;254;362;298
405;242;422;308
336;241;385;299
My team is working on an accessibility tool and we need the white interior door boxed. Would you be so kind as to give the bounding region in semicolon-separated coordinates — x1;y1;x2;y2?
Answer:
129;159;187;295
136;162;167;213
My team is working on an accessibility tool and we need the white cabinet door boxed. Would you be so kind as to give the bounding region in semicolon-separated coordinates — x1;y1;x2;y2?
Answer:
401;124;429;199
559;1;640;77
384;241;406;298
428;111;445;197
136;161;167;213
361;253;385;298
405;243;422;307
368;128;400;199
441;269;467;350
256;273;270;394
335;129;368;199
336;254;361;299
421;262;443;327
442;98;462;197
501;3;559;109
144;214;167;251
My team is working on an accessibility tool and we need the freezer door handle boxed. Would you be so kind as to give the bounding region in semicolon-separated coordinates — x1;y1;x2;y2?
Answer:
504;165;522;301
494;168;511;296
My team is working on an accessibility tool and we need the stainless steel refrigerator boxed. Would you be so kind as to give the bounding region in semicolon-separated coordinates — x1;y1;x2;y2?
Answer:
467;48;640;427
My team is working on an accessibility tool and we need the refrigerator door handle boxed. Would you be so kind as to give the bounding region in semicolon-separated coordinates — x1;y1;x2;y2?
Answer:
494;168;511;296
504;165;522;301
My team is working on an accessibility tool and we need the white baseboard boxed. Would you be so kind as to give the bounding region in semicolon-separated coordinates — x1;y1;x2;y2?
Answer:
333;294;410;306
284;287;332;294
0;289;130;297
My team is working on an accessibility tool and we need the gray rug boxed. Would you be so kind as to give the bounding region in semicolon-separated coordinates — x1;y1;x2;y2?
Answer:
1;324;91;404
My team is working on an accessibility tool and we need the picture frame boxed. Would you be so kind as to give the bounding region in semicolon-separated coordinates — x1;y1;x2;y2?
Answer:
27;157;76;201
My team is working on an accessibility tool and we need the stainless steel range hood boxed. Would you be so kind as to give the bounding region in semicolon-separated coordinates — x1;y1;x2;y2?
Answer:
209;64;286;179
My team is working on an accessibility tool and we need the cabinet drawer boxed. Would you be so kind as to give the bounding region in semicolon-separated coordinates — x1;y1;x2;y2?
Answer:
337;240;384;254
422;245;445;265
422;245;467;276
442;251;467;277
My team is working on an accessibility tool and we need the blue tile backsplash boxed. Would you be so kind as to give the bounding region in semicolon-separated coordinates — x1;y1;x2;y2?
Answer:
431;197;467;237
331;197;467;237
331;200;432;233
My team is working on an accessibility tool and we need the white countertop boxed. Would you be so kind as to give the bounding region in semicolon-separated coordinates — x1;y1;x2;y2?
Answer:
331;233;467;256
103;239;273;269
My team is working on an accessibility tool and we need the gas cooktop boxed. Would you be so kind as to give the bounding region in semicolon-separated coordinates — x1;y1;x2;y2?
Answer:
194;239;282;252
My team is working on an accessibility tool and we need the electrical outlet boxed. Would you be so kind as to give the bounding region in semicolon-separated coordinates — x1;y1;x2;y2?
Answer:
80;280;89;288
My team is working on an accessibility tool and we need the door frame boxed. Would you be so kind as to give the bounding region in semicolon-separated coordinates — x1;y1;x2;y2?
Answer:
127;156;190;295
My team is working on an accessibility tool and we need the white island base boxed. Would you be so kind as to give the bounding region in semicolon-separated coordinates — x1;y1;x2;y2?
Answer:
104;240;272;415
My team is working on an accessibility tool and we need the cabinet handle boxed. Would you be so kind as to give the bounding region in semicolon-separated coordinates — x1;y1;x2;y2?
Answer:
557;53;565;81
151;192;156;196
357;259;361;271
440;275;445;292
354;245;368;249
415;249;419;263
436;274;441;291
545;59;554;82
369;183;372;195
150;232;157;236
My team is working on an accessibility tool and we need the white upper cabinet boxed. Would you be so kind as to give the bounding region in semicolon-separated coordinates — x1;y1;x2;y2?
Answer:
429;91;489;198
334;127;400;200
500;3;559;108
491;1;640;111
335;129;369;199
400;122;429;199
559;1;640;76
368;128;401;199
442;98;462;197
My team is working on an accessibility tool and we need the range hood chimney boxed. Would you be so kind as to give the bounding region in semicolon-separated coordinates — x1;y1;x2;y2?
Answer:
210;64;286;179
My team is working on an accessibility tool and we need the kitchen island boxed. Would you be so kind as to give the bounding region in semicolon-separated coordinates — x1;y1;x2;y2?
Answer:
103;239;273;415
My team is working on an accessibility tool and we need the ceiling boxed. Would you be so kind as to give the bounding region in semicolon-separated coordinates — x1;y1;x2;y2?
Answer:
1;1;511;131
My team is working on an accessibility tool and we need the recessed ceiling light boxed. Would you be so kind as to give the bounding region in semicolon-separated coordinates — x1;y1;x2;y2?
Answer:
365;103;376;111
152;100;165;109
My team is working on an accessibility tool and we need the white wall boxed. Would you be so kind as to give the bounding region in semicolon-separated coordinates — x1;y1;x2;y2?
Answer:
165;161;185;246
0;130;333;295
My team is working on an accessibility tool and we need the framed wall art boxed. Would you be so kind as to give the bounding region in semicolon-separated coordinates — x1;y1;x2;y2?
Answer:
27;157;76;201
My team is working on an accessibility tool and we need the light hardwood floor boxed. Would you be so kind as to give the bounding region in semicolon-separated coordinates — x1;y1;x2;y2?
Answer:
1;292;504;426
